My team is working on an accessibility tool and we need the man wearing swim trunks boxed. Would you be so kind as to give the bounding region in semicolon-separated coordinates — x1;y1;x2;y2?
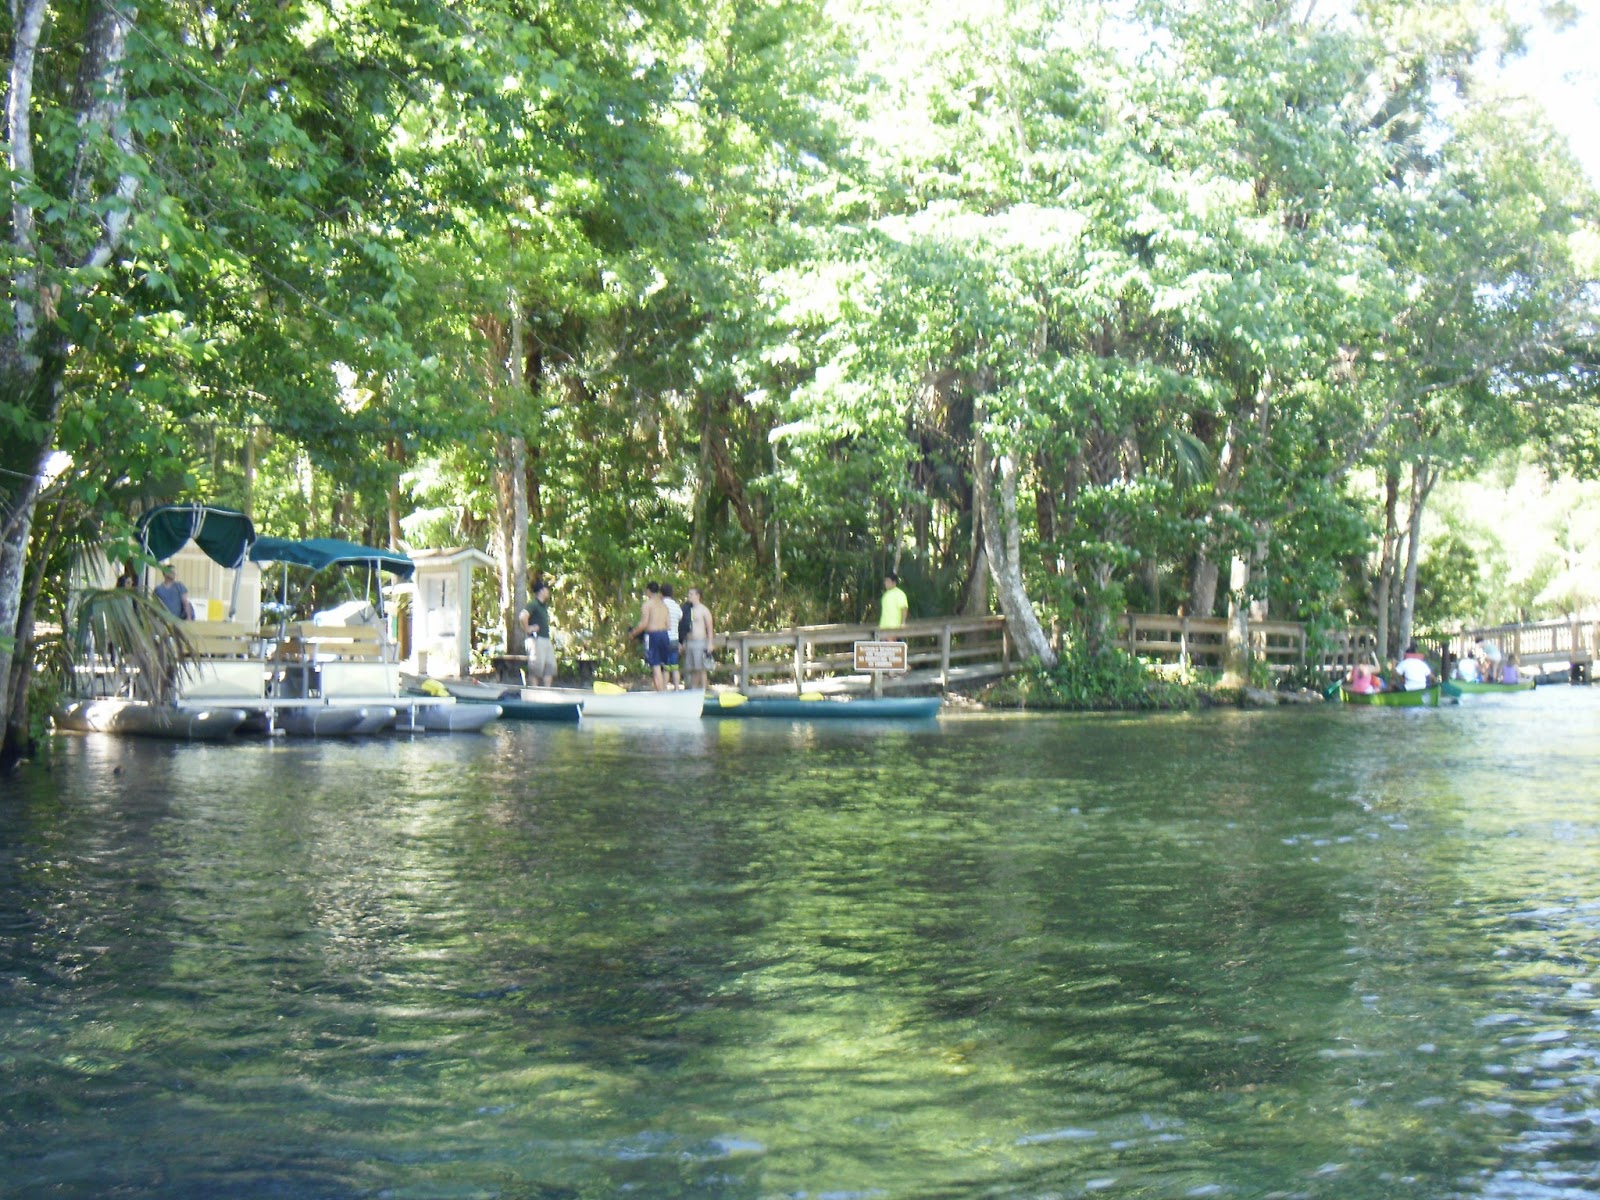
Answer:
681;587;714;691
627;581;672;691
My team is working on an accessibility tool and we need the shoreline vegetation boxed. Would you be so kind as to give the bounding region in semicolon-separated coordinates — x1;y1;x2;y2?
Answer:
4;1;1597;765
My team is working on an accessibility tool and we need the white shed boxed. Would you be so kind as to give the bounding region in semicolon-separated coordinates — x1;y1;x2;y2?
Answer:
404;547;497;678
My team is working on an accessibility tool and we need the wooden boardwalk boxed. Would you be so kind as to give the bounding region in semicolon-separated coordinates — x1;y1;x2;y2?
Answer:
1435;618;1597;678
707;611;1598;696
717;616;1009;696
1115;613;1376;676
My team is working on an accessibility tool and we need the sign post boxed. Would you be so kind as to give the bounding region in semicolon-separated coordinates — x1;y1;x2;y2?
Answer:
855;639;907;696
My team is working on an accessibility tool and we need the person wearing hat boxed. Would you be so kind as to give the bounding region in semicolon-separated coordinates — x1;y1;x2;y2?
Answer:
520;579;557;687
153;565;193;619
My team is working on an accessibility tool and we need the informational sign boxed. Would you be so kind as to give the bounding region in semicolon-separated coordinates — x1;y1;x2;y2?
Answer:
854;640;908;673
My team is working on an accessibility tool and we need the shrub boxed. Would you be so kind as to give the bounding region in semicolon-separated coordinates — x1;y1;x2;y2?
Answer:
982;642;1196;711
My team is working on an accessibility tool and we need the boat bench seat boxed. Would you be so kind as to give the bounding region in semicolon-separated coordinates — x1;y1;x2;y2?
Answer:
271;624;398;699
273;623;387;663
184;620;263;659
178;621;269;701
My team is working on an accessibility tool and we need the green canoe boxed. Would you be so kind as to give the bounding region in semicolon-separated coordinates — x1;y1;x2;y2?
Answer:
1339;684;1441;707
1442;678;1536;696
704;694;942;719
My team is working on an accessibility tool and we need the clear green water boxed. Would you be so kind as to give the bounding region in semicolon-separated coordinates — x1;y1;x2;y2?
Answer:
2;691;1597;1199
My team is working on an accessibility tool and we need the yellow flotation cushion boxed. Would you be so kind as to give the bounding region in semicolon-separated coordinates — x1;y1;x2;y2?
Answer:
799;692;825;701
421;678;448;697
592;680;626;694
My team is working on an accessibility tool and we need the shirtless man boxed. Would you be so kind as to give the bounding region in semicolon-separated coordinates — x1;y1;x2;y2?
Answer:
627;581;672;691
681;586;714;691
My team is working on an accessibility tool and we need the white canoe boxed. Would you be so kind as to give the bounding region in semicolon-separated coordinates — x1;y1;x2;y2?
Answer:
521;686;704;720
55;699;248;741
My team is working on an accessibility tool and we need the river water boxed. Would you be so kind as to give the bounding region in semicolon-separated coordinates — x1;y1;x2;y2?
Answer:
2;688;1597;1199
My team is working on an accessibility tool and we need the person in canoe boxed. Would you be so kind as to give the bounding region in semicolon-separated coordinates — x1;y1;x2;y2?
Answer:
1394;643;1435;691
1501;654;1521;684
1346;661;1384;694
1475;635;1503;682
1454;650;1480;682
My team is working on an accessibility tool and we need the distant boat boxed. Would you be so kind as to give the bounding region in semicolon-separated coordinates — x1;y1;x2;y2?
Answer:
1443;679;1536;696
704;694;942;719
1340;685;1441;707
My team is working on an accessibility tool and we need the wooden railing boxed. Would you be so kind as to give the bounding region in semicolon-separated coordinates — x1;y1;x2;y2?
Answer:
1115;613;1376;676
718;616;1009;695
1437;618;1599;667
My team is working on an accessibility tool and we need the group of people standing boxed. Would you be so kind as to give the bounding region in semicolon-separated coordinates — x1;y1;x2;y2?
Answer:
520;577;716;693
627;582;714;692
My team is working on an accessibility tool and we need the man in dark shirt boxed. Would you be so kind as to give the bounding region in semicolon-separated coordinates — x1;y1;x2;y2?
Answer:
520;581;556;686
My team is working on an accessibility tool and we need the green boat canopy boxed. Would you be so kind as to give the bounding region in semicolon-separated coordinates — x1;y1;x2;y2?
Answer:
248;536;415;581
138;504;257;569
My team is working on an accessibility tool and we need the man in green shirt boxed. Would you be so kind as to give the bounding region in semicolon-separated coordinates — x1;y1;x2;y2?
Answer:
879;572;909;632
520;580;556;686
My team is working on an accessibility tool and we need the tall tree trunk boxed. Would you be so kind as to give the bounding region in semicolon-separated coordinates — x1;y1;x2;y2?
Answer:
1;0;139;762
1221;552;1252;686
386;437;403;548
1395;461;1439;656
1374;464;1399;662
704;402;769;567
493;300;530;655
973;426;1056;667
1188;554;1219;618
689;395;714;572
962;509;990;616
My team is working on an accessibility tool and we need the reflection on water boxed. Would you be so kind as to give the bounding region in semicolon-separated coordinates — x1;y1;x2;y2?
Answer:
2;691;1598;1198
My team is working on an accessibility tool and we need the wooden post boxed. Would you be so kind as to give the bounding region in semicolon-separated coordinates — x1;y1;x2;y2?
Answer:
737;637;749;693
939;622;952;691
793;632;805;696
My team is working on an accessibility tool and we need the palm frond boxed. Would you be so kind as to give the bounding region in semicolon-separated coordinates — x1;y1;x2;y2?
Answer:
67;589;197;704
